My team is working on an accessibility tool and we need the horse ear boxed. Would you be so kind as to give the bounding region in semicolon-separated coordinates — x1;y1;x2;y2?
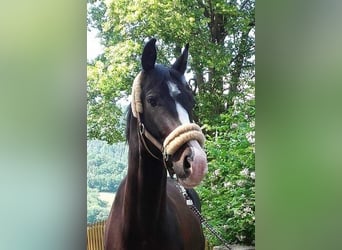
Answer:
141;38;157;71
172;43;189;75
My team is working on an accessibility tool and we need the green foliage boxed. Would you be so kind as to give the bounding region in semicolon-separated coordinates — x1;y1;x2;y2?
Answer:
87;187;110;224
87;140;127;192
87;0;255;245
87;48;134;143
87;0;255;143
87;140;128;224
198;82;255;245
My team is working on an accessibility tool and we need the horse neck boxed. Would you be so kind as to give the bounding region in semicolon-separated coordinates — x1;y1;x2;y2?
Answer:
124;118;167;230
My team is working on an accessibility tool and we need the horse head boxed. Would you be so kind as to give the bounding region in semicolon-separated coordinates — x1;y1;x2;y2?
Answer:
130;38;207;188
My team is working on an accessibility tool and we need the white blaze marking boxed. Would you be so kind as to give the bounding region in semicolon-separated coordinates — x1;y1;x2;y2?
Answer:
167;81;181;98
167;81;190;124
180;75;187;85
176;102;190;124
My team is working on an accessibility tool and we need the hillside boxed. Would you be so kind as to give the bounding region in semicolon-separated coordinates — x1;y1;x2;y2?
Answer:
87;140;127;224
87;140;128;192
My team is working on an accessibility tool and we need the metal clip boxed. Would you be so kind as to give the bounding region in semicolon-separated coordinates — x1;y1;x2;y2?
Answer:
186;199;193;206
163;153;170;162
139;122;145;135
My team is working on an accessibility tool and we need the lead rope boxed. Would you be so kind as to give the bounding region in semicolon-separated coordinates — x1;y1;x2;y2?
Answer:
175;182;232;250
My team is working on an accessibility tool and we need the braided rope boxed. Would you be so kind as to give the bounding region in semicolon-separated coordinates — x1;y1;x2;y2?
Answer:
131;72;143;118
163;124;205;156
163;123;203;147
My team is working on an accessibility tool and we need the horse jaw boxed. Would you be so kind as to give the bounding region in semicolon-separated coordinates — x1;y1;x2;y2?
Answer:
176;140;208;188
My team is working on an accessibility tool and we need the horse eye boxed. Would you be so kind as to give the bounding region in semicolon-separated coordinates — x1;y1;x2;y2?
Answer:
147;96;158;107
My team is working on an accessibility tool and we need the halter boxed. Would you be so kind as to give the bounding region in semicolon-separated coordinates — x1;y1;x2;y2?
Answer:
136;112;205;176
132;72;205;176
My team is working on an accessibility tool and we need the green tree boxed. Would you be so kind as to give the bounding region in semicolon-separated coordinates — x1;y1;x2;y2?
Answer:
87;187;110;224
87;0;255;245
87;140;127;192
87;0;255;141
199;84;255;245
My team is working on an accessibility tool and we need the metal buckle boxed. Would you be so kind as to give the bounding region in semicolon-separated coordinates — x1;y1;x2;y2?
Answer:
163;152;170;162
139;122;145;135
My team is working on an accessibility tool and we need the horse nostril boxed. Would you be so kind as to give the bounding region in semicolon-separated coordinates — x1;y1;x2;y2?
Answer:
184;155;192;170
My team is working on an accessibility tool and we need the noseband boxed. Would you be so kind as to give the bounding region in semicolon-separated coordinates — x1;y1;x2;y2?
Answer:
136;113;205;176
131;72;205;176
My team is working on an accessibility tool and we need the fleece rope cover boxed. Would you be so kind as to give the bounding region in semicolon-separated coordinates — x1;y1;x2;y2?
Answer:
163;123;205;156
131;72;143;118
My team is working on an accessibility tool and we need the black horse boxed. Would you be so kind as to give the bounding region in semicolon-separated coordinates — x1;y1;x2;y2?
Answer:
104;39;208;250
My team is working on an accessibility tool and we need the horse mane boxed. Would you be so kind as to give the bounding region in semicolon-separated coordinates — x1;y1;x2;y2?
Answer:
125;104;133;142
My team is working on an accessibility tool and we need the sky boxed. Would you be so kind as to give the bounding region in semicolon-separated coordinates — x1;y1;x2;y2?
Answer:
87;28;103;61
86;27;130;107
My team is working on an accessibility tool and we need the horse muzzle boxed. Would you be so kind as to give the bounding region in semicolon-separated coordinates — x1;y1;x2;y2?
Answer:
172;140;208;188
163;123;208;188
